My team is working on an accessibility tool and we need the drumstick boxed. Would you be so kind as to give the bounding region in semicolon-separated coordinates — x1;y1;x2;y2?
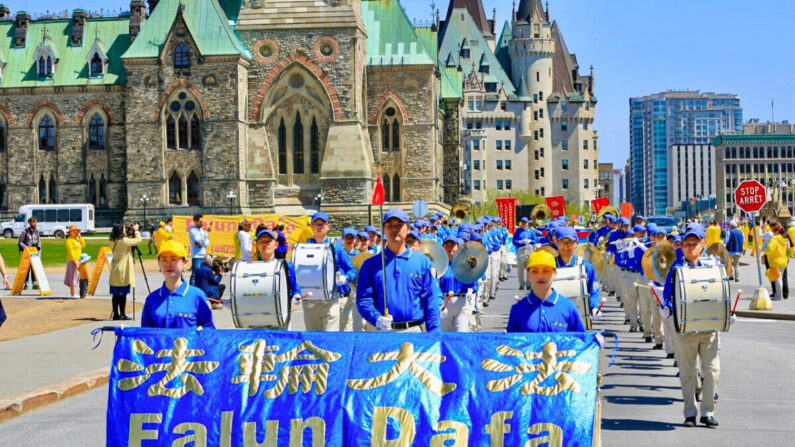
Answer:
441;291;454;311
649;284;664;308
597;297;607;313
290;292;312;312
731;289;742;315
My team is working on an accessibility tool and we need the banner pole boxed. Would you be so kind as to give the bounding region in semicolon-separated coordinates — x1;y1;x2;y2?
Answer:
380;204;388;318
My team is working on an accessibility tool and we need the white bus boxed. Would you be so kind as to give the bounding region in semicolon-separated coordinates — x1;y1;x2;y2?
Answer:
1;204;95;238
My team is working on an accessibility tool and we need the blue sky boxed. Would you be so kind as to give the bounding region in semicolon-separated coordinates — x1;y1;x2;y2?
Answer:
27;0;795;168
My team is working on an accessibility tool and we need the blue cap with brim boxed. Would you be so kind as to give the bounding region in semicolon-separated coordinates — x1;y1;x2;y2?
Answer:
383;208;410;224
357;231;370;240
256;229;277;240
364;225;377;233
408;229;420;241
520;217;530;223
311;212;329;223
633;225;646;233
443;235;459;245
342;227;357;238
470;232;482;242
555;227;579;242
646;223;660;236
683;225;706;240
620;217;631;226
635;215;645;221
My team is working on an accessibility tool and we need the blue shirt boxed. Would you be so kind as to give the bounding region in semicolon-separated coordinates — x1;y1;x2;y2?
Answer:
513;227;537;247
193;263;221;298
506;290;585;333
308;237;357;296
275;230;288;254
556;255;601;310
188;226;209;259
357;247;441;332
141;280;215;329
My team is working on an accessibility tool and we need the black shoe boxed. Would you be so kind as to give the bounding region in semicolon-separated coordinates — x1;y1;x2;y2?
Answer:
112;314;121;321
674;360;678;367
683;417;696;427
482;301;489;307
695;390;701;402
23;284;28;290
666;353;675;359
32;284;39;290
644;336;653;343
699;416;719;427
608;291;615;296
619;303;624;308
489;295;496;300
519;285;524;290
714;393;719;403
624;319;630;325
653;343;663;350
120;315;132;321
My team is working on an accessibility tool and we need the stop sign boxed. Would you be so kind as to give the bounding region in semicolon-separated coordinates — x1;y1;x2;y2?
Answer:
735;180;767;213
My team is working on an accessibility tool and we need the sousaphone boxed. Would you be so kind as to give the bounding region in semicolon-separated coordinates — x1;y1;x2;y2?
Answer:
351;252;374;272
575;243;605;276
531;204;553;227
707;242;732;277
450;199;472;224
651;241;677;283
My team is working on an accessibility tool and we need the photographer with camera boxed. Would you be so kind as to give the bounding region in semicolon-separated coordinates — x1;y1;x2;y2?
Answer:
109;222;142;320
194;255;226;310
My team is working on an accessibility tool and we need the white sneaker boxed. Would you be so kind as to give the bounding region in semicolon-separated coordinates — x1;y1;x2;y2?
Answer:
71;294;80;299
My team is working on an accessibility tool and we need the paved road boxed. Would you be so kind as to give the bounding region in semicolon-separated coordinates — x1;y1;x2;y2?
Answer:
2;266;794;446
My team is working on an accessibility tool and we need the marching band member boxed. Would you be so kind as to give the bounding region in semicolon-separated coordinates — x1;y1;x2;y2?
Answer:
513;217;536;290
507;249;585;333
256;228;302;305
623;224;646;332
639;224;665;350
141;239;215;329
304;212;357;331
661;224;724;428
554;227;602;320
364;225;382;255
588;213;613;245
338;228;362;331
357;208;441;332
438;236;476;332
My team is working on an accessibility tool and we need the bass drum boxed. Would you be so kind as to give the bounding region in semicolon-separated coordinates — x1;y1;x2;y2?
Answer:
553;264;592;330
292;243;336;301
673;264;731;333
231;260;289;329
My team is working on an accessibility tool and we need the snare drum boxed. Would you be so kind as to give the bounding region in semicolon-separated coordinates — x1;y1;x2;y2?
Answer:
673;265;731;333
231;260;289;329
292;243;336;301
553;264;592;330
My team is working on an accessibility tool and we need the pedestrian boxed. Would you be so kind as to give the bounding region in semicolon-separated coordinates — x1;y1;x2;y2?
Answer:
64;224;86;298
724;220;744;282
236;219;253;261
152;221;172;250
194;255;225;309
109;223;142;320
188;214;210;285
706;220;722;248
146;219;157;255
141;239;215;329
765;223;789;300
0;252;10;327
17;217;41;290
78;253;90;299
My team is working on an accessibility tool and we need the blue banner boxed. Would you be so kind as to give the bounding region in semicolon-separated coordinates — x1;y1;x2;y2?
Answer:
108;328;600;446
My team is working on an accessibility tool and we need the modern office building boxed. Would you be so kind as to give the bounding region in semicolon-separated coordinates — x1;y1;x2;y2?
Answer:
629;91;742;216
715;121;795;219
668;144;716;211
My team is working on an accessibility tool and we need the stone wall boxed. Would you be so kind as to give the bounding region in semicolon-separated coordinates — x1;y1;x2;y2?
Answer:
442;98;462;204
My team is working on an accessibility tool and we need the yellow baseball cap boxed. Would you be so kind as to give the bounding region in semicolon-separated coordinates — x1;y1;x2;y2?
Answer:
157;239;187;259
527;249;556;270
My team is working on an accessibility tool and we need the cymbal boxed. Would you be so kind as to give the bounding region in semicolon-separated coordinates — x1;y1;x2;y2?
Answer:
418;239;449;278
574;243;605;276
652;241;677;283
351;252;373;272
539;245;559;257
707;242;731;277
451;241;489;284
641;246;660;283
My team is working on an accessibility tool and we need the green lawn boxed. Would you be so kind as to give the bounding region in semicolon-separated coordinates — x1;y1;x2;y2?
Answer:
0;238;160;268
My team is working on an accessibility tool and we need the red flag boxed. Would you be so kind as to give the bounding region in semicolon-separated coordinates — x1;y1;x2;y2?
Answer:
495;198;519;234
545;195;567;219
371;177;385;205
591;197;609;213
620;202;633;218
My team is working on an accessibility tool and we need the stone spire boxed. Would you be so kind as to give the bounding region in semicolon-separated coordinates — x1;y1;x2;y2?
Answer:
516;0;547;23
446;0;493;36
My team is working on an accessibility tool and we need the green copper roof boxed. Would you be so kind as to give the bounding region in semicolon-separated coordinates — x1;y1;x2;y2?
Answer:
713;134;795;146
413;26;438;62
0;17;129;88
440;66;462;99
494;21;511;75
362;0;436;66
438;7;515;94
123;0;251;60
218;0;243;24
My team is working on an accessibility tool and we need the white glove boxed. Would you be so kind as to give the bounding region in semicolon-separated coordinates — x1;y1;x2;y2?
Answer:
336;274;348;286
291;294;302;308
376;315;393;331
591;308;603;320
730;314;737;324
659;306;671;319
441;308;449;320
595;333;606;349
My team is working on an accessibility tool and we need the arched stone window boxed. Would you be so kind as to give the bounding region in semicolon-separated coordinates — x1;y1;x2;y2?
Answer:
88;113;105;149
0;120;5;152
0;178;6;209
293;112;304;174
99;174;107;208
187;171;200;206
310;117;320;174
173;42;190;68
392;174;400;202
168;172;181;205
38;115;56;150
48;174;57;204
37;56;53;78
38;175;46;204
90;53;103;76
278;118;287;174
164;92;201;150
88;174;96;205
381;106;401;152
383;174;391;203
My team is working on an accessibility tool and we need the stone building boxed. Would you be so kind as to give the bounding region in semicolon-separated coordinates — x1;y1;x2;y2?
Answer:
0;0;456;226
439;0;598;207
596;162;612;205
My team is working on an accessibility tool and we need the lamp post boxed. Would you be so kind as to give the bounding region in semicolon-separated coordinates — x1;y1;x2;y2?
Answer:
139;194;150;224
226;190;236;216
314;193;324;210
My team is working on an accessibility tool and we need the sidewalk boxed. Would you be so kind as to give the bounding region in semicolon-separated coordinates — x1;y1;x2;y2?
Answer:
729;253;795;319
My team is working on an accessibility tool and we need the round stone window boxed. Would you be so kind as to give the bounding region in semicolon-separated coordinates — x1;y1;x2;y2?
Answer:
320;42;334;57
259;44;273;58
385;107;396;117
254;38;279;65
170;101;181;112
289;73;304;89
313;37;340;64
184;101;195;111
178;92;187;100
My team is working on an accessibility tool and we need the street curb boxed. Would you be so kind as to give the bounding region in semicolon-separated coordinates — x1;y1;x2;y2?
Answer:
0;367;109;424
735;310;795;321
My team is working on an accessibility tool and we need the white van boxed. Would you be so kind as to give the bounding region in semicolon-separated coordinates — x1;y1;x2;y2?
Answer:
1;204;95;238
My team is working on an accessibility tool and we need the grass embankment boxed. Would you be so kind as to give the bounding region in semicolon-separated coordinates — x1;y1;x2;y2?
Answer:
0;238;160;269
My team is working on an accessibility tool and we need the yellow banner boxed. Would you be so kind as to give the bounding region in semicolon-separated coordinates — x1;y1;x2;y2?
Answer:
88;246;113;296
171;215;313;259
10;248;31;296
11;248;52;296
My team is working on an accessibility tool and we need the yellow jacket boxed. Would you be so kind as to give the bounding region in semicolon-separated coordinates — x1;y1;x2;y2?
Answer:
765;234;789;268
65;236;85;262
153;227;173;249
740;225;749;243
706;224;722;247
